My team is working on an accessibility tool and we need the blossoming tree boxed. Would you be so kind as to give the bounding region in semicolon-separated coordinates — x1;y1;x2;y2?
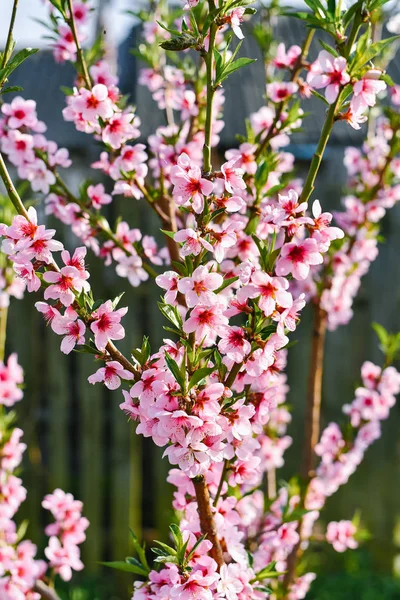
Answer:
0;0;400;598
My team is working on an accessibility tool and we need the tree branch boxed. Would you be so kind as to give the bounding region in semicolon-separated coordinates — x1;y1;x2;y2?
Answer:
193;475;224;569
302;301;328;479
33;581;62;600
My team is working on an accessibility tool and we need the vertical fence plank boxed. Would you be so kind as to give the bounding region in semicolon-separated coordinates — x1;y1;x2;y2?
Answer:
79;351;104;572
47;332;69;493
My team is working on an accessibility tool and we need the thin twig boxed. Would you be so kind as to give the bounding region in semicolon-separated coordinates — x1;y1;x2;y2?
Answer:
0;305;8;363
302;301;327;479
66;0;92;88
1;0;19;70
0;151;138;376
33;581;62;600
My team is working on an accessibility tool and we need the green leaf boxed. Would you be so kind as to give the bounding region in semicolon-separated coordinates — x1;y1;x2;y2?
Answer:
152;540;177;556
2;36;16;67
372;322;388;347
161;229;177;240
217;56;256;84
16;519;29;543
158;302;183;329
188;367;215;390
310;89;329;105
254;560;286;581
215;276;239;294
381;72;395;87
74;343;101;356
318;39;338;56
342;0;362;27
100;561;148;576
112;292;125;310
170;524;184;549
0;85;23;95
165;353;186;389
129;528;150;571
255;160;270;193
160;33;199;52
327;0;336;16
2;47;38;79
352;35;400;73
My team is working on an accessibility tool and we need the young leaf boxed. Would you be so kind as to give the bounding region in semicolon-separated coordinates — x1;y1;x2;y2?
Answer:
188;367;215;390
3;48;39;78
165;353;186;389
0;85;23;95
100;561;148;576
214;276;239;294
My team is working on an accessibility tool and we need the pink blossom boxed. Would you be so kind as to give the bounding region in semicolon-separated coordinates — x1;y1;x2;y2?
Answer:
14;225;64;264
87;183;112;209
1;97;39;130
13;262;41;293
44;536;83;581
115;255;149;287
90;300;128;351
351;70;386;113
221;158;246;194
267;81;299;103
178;266;223;307
183;304;228;340
72;84;114;122
52;309;86;354
225;143;257;176
218;326;251;362
326;520;358;552
275;238;323;280
245;271;292;316
174;228;213;257
226;8;245;39
307;50;350;104
102;111;139;149
43;266;89;306
208;222;238;263
1;130;35;166
171;154;214;214
156;271;180;304
88;361;134;390
274;43;302;69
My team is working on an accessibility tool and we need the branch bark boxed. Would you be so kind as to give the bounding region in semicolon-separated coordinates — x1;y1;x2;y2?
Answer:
193;475;224;569
33;581;62;600
302;301;328;479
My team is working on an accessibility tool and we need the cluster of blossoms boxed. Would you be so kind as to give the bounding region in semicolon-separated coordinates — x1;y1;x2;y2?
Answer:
262;42;387;131
42;489;89;581
296;106;400;330
0;262;25;310
0;94;162;288
0;354;88;598
0;207;137;397
117;182;343;482
307;51;386;130
302;361;400;540
0;354;23;408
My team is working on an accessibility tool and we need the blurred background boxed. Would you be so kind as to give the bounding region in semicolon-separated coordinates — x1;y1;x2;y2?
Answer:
2;0;400;598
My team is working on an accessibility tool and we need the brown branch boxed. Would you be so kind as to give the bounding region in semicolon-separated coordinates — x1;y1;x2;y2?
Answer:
282;301;327;595
157;195;181;266
302;301;328;479
33;581;62;600
193;475;224;570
